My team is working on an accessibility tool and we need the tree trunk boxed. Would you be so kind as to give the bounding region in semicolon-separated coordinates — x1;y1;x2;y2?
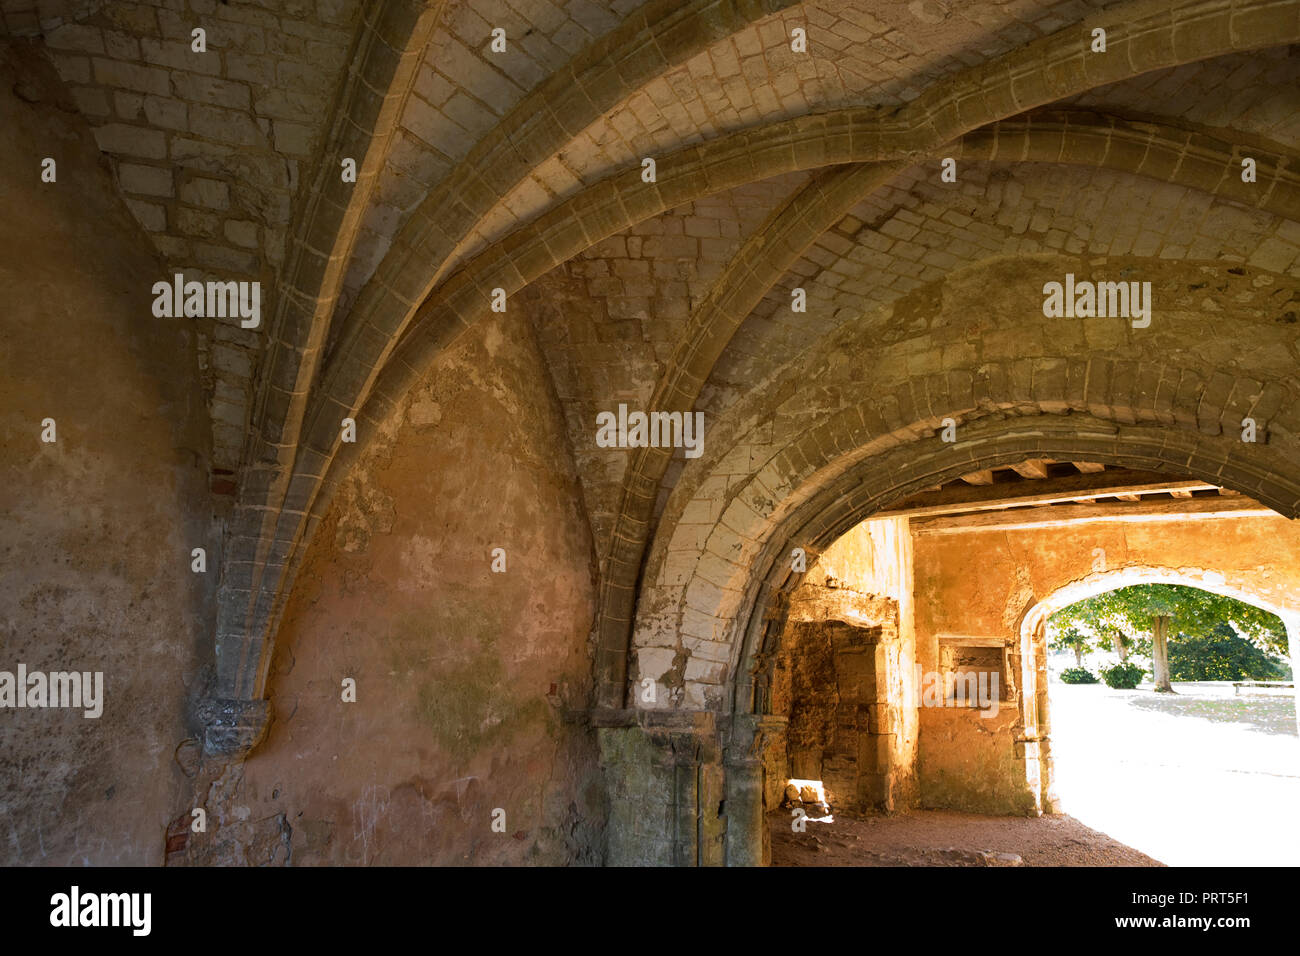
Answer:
1116;632;1129;663
1074;645;1083;668
1152;615;1174;692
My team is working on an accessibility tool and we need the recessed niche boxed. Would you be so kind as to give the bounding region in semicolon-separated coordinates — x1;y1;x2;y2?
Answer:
938;637;1012;704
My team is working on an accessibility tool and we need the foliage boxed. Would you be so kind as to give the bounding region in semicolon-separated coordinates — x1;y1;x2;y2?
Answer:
1050;626;1092;666
1167;623;1287;681
1060;667;1099;684
1099;661;1145;689
1094;626;1143;660
1048;584;1288;656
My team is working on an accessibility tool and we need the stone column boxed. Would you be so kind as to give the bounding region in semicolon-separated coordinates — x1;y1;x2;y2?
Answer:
196;696;270;757
724;714;787;867
1034;620;1058;812
594;710;726;866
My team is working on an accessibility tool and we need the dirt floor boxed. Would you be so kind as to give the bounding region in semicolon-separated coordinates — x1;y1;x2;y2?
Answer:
769;809;1164;866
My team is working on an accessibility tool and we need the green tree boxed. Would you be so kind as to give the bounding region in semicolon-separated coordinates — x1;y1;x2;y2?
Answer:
1095;626;1141;663
1167;622;1287;681
1048;585;1288;693
1050;626;1092;668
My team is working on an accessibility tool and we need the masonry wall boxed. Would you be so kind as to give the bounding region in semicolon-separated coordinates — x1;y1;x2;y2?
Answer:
765;518;919;812
29;0;362;475
204;308;607;865
911;510;1300;813
774;619;893;811
0;46;214;865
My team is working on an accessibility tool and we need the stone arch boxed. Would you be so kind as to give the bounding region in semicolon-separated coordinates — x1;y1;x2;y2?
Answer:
213;0;1300;747
1018;564;1300;643
604;412;1300;865
591;113;1300;699
1014;563;1300;800
212;0;442;721
263;114;1300;706
631;407;1300;714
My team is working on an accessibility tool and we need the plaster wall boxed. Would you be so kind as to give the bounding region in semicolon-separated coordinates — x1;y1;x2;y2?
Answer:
200;309;607;865
765;518;920;812
0;46;213;865
911;509;1300;813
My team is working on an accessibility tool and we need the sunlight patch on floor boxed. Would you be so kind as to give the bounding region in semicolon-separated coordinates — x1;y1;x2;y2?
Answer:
1049;682;1300;866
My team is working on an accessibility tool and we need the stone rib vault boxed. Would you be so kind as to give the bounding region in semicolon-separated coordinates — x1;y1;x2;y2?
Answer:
1;0;1297;867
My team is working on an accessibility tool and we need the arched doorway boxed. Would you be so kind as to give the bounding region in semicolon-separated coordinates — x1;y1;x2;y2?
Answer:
600;412;1300;865
1022;573;1298;866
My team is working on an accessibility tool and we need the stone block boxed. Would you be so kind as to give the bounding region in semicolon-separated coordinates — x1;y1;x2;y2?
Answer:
143;95;188;130
118;162;173;197
272;120;314;156
189;104;265;147
179;176;230;210
194;242;260;273
141;38;222;75
172;73;252;110
92;58;171;95
92;123;168;159
70;86;111;117
46;24;104;54
223;220;260;249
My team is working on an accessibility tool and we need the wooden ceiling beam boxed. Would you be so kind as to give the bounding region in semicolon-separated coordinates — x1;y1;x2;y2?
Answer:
880;468;1221;518
1009;458;1050;479
910;496;1275;534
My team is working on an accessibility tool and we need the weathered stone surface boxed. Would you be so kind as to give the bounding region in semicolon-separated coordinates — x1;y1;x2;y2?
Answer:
4;0;1299;869
227;309;606;866
196;697;269;758
913;507;1300;814
0;48;212;865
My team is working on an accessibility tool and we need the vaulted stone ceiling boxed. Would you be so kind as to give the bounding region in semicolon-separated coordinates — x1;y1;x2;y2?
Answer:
5;0;1297;726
